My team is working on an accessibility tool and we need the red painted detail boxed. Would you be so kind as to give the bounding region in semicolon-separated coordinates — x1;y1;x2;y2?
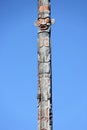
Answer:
41;117;48;121
41;129;47;130
39;6;49;11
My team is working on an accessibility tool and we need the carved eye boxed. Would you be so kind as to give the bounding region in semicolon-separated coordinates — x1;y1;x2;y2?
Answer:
45;18;50;23
38;18;42;24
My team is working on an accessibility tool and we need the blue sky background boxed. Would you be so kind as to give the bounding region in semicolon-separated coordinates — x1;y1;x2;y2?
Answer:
0;0;87;130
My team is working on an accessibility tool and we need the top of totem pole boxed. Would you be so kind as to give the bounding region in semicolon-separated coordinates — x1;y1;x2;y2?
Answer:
34;0;55;32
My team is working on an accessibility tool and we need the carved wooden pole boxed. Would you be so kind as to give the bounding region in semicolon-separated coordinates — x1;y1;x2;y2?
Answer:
35;0;54;130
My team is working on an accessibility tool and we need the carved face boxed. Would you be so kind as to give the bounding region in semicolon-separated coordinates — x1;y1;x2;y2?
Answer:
35;17;51;30
35;17;55;31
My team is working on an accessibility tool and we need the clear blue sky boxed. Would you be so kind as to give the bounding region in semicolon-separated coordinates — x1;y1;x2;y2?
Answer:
0;0;87;130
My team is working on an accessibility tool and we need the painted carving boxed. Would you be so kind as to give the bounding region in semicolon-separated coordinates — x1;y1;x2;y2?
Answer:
35;17;54;30
35;1;54;130
38;37;49;47
39;6;49;11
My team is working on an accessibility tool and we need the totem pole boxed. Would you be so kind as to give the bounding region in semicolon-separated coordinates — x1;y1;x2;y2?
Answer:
35;0;54;130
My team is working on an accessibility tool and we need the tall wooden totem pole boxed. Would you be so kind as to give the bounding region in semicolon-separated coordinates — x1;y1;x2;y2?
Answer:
35;0;54;130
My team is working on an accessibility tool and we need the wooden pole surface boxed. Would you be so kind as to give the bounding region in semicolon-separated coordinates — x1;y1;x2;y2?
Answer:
35;1;54;130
